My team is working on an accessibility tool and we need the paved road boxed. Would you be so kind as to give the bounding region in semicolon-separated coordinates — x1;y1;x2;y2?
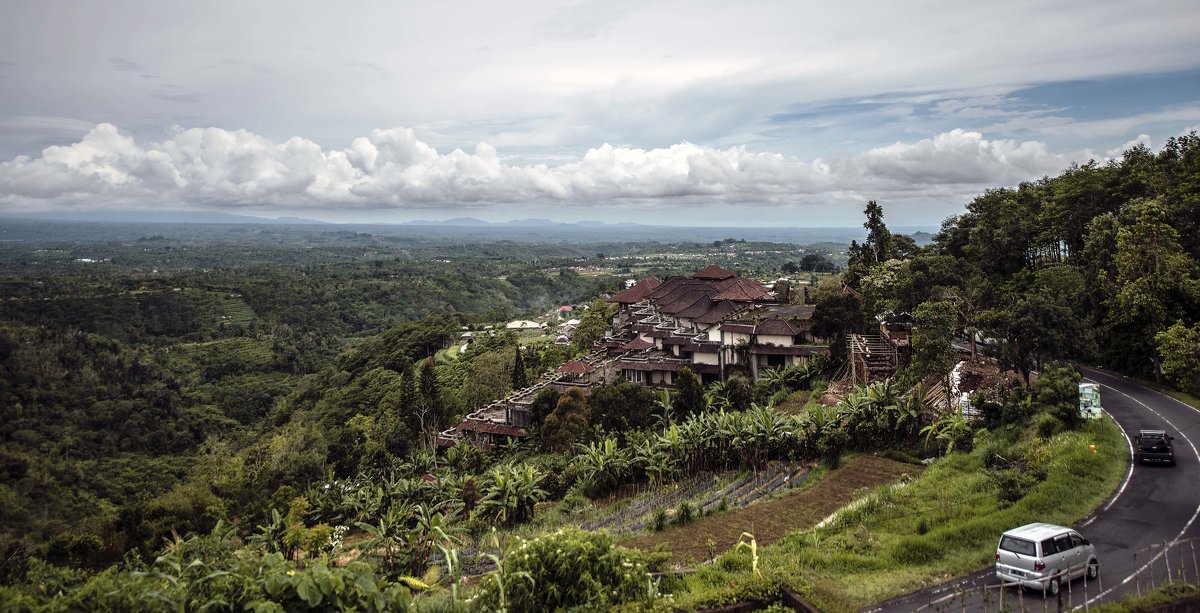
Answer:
869;367;1200;612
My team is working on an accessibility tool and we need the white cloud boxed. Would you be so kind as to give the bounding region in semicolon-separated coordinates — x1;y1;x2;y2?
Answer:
1106;134;1153;158
0;124;1078;214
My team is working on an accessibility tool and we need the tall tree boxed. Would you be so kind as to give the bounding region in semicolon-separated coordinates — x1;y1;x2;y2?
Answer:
1155;321;1200;395
540;388;592;452
1104;199;1200;372
911;300;959;395
675;368;707;417
415;356;444;449
511;345;528;389
862;199;894;265
812;288;865;364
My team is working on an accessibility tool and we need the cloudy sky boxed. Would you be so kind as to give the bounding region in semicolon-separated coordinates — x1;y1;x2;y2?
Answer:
1;0;1198;226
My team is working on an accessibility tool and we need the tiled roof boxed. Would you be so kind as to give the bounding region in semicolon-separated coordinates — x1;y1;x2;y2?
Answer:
659;290;718;315
693;264;736;280
754;318;801;336
677;296;723;319
608;278;662;303
621;337;654;350
722;323;755;334
694;300;740;324
557;359;596;374
646;276;690;300
713;278;770;302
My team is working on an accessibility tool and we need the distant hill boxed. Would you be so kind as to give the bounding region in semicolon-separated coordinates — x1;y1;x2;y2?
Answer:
2;209;328;225
0;212;938;246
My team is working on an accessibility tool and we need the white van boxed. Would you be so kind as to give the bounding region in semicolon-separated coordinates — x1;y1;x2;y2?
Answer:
995;523;1098;595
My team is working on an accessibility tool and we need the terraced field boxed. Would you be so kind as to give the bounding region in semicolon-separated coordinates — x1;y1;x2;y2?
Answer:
622;454;918;564
213;292;257;326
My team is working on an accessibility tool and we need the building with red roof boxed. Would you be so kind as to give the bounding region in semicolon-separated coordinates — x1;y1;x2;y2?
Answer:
606;264;830;385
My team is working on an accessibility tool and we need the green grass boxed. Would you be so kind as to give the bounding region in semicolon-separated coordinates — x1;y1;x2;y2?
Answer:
1089;583;1200;612
434;345;463;364
668;416;1130;611
214;292;257;325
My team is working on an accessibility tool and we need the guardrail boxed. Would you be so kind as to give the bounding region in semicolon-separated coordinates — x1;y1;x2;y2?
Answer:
912;558;1100;612
910;537;1200;612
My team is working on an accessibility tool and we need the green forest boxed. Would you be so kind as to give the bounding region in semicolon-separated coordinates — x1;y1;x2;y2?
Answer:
0;133;1197;611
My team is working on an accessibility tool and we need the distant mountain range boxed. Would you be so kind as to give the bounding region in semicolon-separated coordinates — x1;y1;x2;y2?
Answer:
401;217;647;228
0;209;936;245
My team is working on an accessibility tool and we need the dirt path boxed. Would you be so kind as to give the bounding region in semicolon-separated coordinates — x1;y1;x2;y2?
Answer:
622;454;918;565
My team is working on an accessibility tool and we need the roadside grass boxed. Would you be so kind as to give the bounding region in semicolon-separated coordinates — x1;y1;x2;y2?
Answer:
1089;582;1200;612
668;415;1129;611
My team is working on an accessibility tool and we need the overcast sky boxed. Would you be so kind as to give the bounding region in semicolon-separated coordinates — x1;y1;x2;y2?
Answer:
1;0;1198;226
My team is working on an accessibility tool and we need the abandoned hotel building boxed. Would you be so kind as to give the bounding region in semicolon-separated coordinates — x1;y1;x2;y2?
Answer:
438;264;837;449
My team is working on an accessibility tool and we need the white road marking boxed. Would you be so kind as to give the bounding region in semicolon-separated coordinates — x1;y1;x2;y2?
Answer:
1078;371;1200;609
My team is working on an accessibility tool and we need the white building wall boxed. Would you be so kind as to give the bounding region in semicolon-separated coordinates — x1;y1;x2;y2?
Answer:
756;334;794;346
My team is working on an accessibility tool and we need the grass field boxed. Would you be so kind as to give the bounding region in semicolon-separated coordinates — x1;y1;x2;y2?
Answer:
667;415;1129;611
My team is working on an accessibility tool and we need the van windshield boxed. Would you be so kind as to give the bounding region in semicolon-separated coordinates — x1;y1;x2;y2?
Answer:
999;535;1037;556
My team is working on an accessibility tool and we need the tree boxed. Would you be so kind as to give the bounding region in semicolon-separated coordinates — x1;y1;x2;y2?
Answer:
458;350;512;411
572;299;615;352
1105;199;1200;373
540;388;592;452
528;386;560;431
587;382;656;436
675;368;707;417
1034;361;1083;430
862;200;894;265
911;300;959;393
1156;321;1200;395
415;357;445;449
511;345;527;389
812;289;864;364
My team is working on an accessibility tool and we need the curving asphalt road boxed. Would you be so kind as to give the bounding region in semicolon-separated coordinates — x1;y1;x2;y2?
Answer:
869;366;1200;612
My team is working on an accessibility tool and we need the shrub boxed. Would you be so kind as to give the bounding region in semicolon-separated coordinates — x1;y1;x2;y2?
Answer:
473;528;661;611
989;468;1038;505
652;508;668;532
890;536;943;565
674;501;694;526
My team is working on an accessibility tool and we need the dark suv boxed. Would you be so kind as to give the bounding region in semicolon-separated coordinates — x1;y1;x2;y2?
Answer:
1135;430;1176;466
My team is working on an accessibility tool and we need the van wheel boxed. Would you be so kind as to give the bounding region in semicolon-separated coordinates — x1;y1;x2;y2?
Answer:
1087;561;1099;580
1048;576;1060;596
